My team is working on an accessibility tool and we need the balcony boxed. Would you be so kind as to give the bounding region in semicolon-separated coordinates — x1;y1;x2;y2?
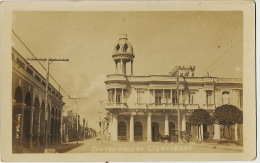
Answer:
215;78;242;84
147;103;186;110
134;103;148;109
106;103;128;109
202;104;216;110
185;104;200;109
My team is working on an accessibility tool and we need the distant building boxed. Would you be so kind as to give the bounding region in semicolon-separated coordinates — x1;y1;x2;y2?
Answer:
12;48;65;152
105;34;243;142
62;111;96;142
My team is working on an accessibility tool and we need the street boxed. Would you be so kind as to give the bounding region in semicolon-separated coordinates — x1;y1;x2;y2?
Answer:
62;138;243;153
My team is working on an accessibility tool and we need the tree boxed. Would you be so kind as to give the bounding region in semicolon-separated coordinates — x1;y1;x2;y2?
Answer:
189;109;213;141
214;104;243;143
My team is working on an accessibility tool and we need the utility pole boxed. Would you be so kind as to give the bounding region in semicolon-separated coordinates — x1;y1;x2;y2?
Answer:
76;113;78;144
176;66;181;143
170;66;181;143
27;58;69;150
99;100;104;135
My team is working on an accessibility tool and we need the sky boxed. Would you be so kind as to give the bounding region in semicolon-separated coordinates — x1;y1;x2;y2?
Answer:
12;11;243;130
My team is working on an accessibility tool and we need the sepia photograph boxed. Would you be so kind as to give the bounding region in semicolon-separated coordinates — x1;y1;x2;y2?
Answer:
0;1;256;162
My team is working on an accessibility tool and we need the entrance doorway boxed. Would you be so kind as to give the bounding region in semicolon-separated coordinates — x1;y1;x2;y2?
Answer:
152;122;159;142
203;124;208;140
169;122;176;136
118;122;127;140
134;122;143;141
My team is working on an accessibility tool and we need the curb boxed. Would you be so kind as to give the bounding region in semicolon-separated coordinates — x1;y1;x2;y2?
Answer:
190;143;243;151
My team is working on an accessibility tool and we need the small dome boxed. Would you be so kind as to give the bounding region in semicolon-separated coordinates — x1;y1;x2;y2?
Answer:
113;33;134;55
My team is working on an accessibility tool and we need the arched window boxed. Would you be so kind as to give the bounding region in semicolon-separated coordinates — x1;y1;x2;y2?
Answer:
118;122;126;140
172;90;178;104
169;122;175;136
34;97;40;109
51;107;55;115
155;90;162;104
152;122;159;141
123;44;128;52
137;90;145;104
116;94;121;103
14;86;23;103
134;122;143;140
40;101;45;138
206;90;213;104
116;44;120;50
222;91;230;105
25;92;31;106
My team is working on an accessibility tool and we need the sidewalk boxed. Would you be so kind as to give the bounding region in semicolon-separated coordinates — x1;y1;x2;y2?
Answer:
189;142;243;151
23;141;83;153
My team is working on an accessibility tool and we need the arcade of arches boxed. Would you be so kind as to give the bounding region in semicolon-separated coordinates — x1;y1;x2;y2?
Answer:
13;86;63;152
12;48;65;152
113;114;191;142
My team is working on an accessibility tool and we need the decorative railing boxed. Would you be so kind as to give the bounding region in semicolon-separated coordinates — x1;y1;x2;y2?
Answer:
134;103;148;108
106;103;128;108
202;104;216;110
185;104;200;109
215;78;242;83
105;102;214;110
147;103;186;110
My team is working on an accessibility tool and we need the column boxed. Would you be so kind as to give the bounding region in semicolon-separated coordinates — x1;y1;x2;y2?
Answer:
180;90;183;104
213;124;220;140
234;124;238;140
115;62;118;74
163;89;165;103
37;110;42;146
164;115;169;135
147;113;152;142
121;89;124;103
114;88;117;103
48;114;51;144
181;115;186;131
131;61;133;76
120;58;123;73
112;115;118;141
170;89;172;103
129;114;134;141
29;107;35;148
199;125;204;141
153;89;155;103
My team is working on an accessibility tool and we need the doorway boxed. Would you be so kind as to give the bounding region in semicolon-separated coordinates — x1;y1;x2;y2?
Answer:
152;122;159;142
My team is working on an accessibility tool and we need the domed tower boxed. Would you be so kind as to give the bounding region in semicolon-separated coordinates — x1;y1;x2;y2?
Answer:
113;34;135;76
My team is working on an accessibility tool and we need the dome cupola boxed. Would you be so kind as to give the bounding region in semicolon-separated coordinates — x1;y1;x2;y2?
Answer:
112;34;135;75
113;34;134;57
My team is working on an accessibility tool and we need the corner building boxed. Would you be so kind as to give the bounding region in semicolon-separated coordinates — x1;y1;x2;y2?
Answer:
12;48;65;152
105;34;243;142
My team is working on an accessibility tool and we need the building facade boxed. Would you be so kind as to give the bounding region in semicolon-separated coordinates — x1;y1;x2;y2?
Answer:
105;34;243;142
12;48;65;152
62;111;96;142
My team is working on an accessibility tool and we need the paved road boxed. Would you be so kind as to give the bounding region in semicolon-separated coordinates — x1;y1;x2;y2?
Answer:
64;138;242;153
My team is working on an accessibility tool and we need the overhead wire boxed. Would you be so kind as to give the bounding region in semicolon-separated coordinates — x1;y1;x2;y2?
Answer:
208;42;242;74
12;30;77;103
200;38;242;76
